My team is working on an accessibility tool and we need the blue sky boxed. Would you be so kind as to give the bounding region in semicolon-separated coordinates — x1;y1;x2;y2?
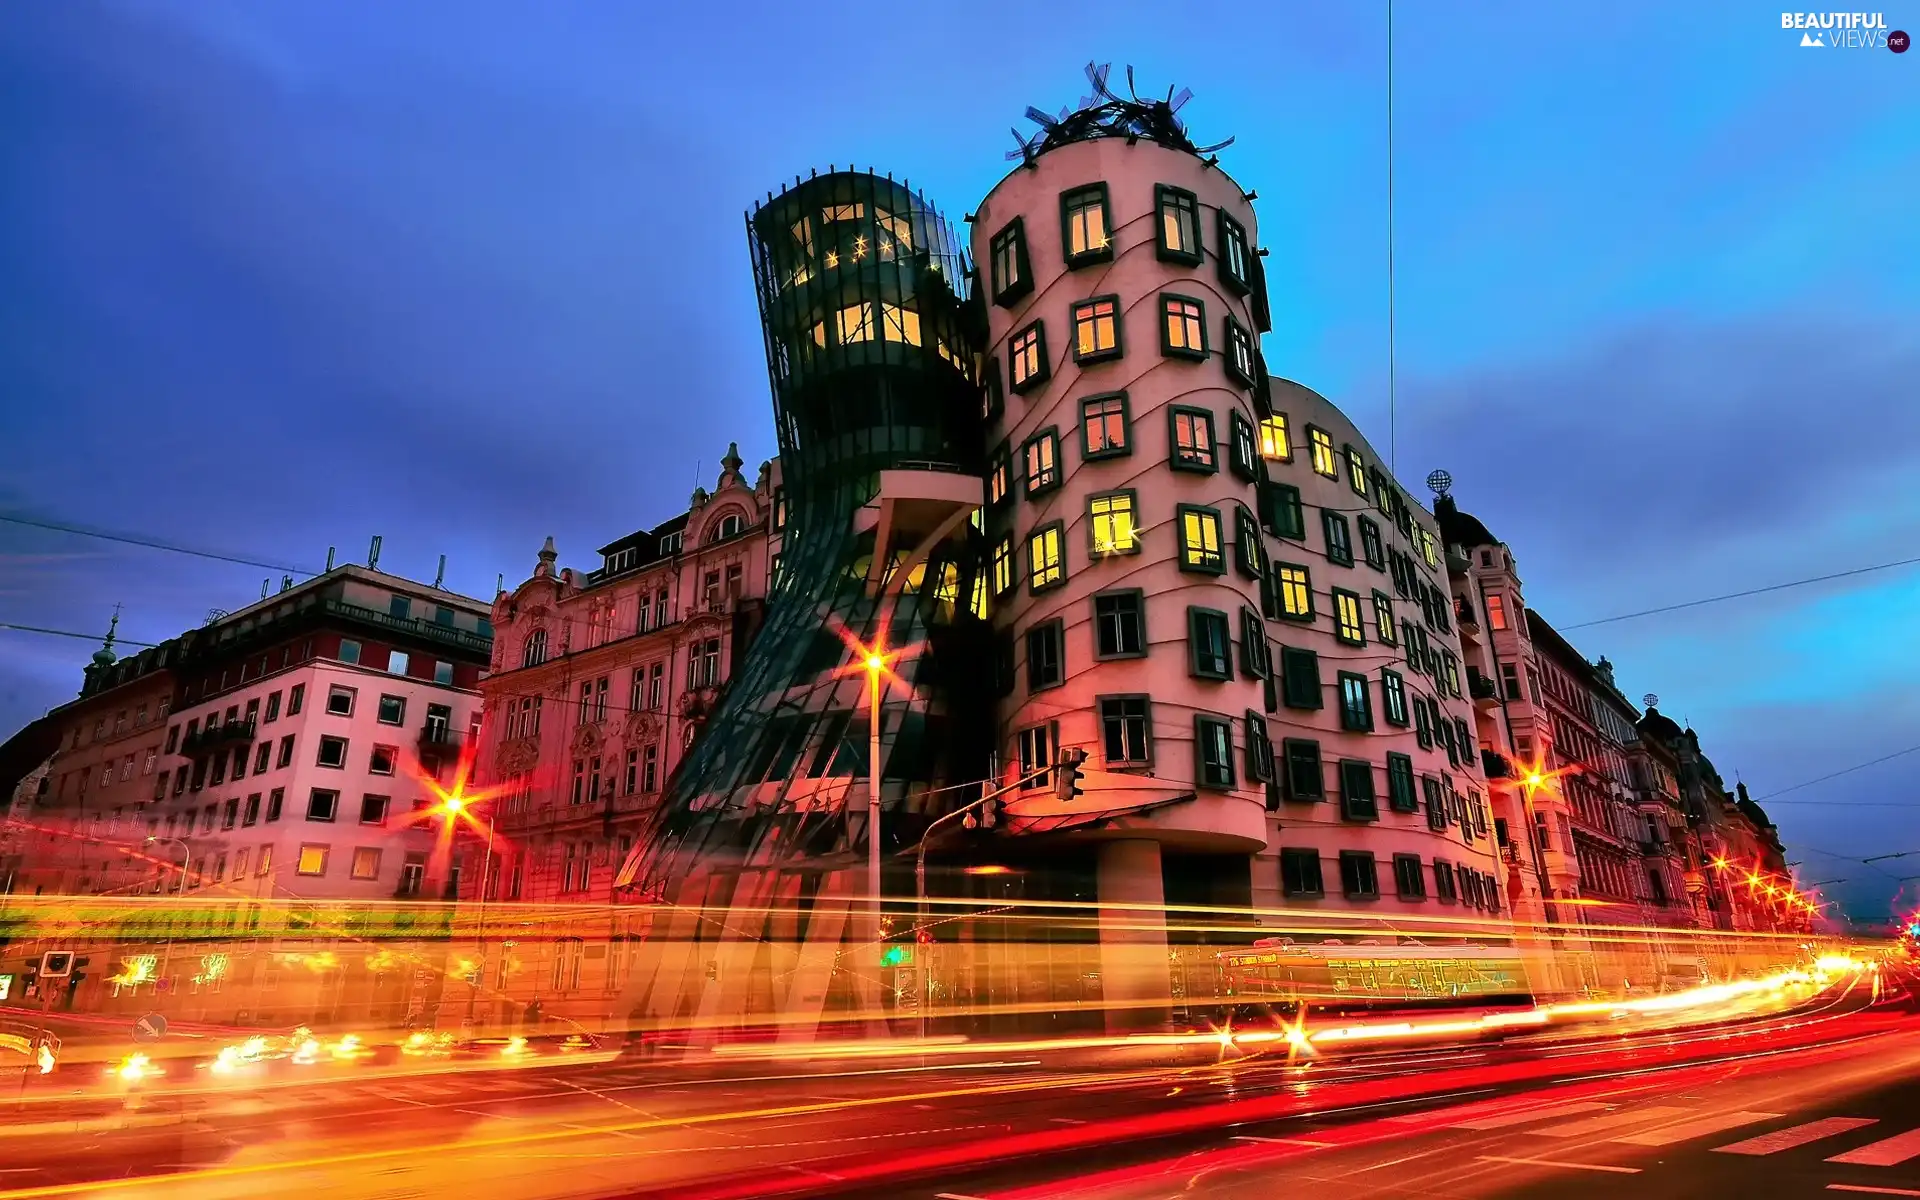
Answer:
2;1;1915;919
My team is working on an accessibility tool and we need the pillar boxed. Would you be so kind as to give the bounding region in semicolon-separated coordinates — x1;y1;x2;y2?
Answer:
1097;839;1170;1033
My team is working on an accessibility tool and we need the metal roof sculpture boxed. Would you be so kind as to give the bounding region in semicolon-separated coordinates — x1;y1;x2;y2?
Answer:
1007;63;1235;163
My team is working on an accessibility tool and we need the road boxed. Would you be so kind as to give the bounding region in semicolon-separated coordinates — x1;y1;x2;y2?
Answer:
0;968;1912;1200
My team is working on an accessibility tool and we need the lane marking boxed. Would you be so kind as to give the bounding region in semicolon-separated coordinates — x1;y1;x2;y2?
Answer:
1476;1155;1642;1175
1828;1187;1920;1197
1231;1135;1334;1147
1453;1101;1611;1131
1831;1128;1920;1167
1717;1117;1880;1156
1048;1118;1086;1126
934;1194;992;1200
1618;1110;1782;1147
1533;1105;1691;1139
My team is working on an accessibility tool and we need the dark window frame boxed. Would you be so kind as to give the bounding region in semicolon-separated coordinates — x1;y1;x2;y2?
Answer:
1216;208;1252;294
1265;483;1306;540
1154;183;1203;265
1233;503;1265;579
1280;847;1323;897
1059;182;1115;268
989;216;1034;306
1394;853;1428;900
1223;316;1256;386
1175;503;1227;575
1339;850;1380;899
1092;589;1148;660
1282;738;1324;801
1080;390;1132;461
1194;713;1235;790
1280;646;1322;709
1228;410;1260;481
1026;521;1067;595
1009;319;1050;394
1168;405;1218;473
1024;618;1065;693
1340;759;1379;822
1386;752;1417;812
1187;606;1233;681
1358;516;1386;570
1322;509;1354;566
1022;426;1062;498
1338;671;1374;732
1381;668;1410;727
1069;293;1126;365
1088;489;1142;558
1097;693;1154;768
1159;292;1209;360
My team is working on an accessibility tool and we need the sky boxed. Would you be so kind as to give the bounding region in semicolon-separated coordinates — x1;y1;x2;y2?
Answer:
1;1;1915;920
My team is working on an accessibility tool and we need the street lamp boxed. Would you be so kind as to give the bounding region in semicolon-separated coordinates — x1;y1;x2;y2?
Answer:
433;794;497;1028
865;650;885;929
145;836;191;991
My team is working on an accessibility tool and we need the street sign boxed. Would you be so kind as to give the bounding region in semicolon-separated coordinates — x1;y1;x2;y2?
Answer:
132;1013;168;1043
38;952;73;978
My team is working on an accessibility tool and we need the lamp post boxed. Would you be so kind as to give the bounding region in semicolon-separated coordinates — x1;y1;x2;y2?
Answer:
146;836;191;992
440;795;497;1028
865;652;884;925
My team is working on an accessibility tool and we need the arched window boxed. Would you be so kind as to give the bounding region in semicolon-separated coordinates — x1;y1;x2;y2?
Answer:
522;628;549;668
710;511;745;543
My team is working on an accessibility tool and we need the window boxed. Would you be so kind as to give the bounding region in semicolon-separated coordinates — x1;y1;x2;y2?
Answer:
1441;652;1462;699
1081;590;1146;661
1188;608;1232;680
1386;752;1417;812
1339;851;1379;899
878;303;920;346
1358;517;1385;570
1025;620;1064;692
1422;776;1448;831
1280;646;1321;709
1099;696;1152;767
1338;672;1373;732
1308;426;1337;478
1216;209;1251;293
1089;491;1139;555
222;797;239;829
1381;669;1409;726
989;217;1032;304
306;788;339;822
266;787;284;822
1501;661;1522;700
1344;446;1368;496
1333;589;1366;645
1280;848;1323;897
1273;563;1313;621
988;443;1012;505
522;629;549;668
351;848;381;881
1155;184;1201;263
325;685;356;716
1194;715;1234;789
369;745;396;776
1177;505;1224;574
316;736;348;769
1060;183;1112;265
1016;723;1056;790
1340;760;1378;821
276;735;295;769
1009;320;1049;392
1070;296;1122;363
1228;411;1259;481
1264;486;1306;545
377;695;405;725
1023;429;1060;495
1027;523;1065;592
1486;592;1509;630
1259;414;1291;461
992;536;1015;595
1081;392;1130;459
1393;854;1427;900
264;692;281;723
641;743;659;793
1373;592;1398;645
1168;406;1215;472
338;639;362;665
1433;860;1458;902
296;845;329;877
434;660;454;685
359;794;389;825
1413;695;1433;749
1160;294;1207;359
689;637;722;688
1421;527;1440;568
1244;711;1275;784
386;650;409;676
1323;511;1354;566
1223;317;1256;386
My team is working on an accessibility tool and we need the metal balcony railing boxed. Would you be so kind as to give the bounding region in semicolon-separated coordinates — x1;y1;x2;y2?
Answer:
181;718;256;755
417;725;464;752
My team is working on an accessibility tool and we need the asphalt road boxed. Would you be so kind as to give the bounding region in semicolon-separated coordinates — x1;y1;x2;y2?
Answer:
0;971;1911;1200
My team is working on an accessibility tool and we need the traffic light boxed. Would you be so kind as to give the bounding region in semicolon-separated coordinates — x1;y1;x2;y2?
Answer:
963;798;1001;831
1055;748;1087;802
880;944;913;968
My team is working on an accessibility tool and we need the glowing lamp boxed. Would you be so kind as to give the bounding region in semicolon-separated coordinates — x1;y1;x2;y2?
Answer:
1524;773;1544;787
865;654;885;672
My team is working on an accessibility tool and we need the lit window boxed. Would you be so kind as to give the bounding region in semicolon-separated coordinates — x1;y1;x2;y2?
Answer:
1373;592;1398;644
835;302;873;344
1081;393;1129;458
1161;294;1207;359
1308;426;1337;477
1155;184;1201;263
1275;564;1313;620
1421;527;1441;568
1170;407;1215;471
1259;414;1291;460
1340;446;1366;496
1089;492;1139;555
991;536;1015;596
1061;184;1111;264
1071;296;1121;362
989;218;1031;304
1022;430;1060;495
1217;210;1252;293
1009;321;1048;392
988;443;1012;505
823;203;865;223
351;848;381;880
296;845;329;877
1333;589;1366;645
1486;592;1509;630
1028;524;1065;592
880;303;921;345
1178;506;1224;574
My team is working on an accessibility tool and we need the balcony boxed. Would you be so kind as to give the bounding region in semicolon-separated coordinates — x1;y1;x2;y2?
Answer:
1455;598;1480;629
418;725;465;754
1480;748;1512;780
181;719;256;755
1638;838;1668;857
325;599;491;655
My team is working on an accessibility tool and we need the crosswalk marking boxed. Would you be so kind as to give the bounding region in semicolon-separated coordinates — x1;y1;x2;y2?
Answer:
1453;1102;1611;1131
1617;1110;1781;1147
1533;1106;1692;1139
1474;1155;1642;1175
1829;1127;1920;1167
1716;1117;1879;1156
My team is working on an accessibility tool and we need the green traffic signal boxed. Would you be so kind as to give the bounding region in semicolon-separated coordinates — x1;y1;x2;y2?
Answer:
880;945;912;968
